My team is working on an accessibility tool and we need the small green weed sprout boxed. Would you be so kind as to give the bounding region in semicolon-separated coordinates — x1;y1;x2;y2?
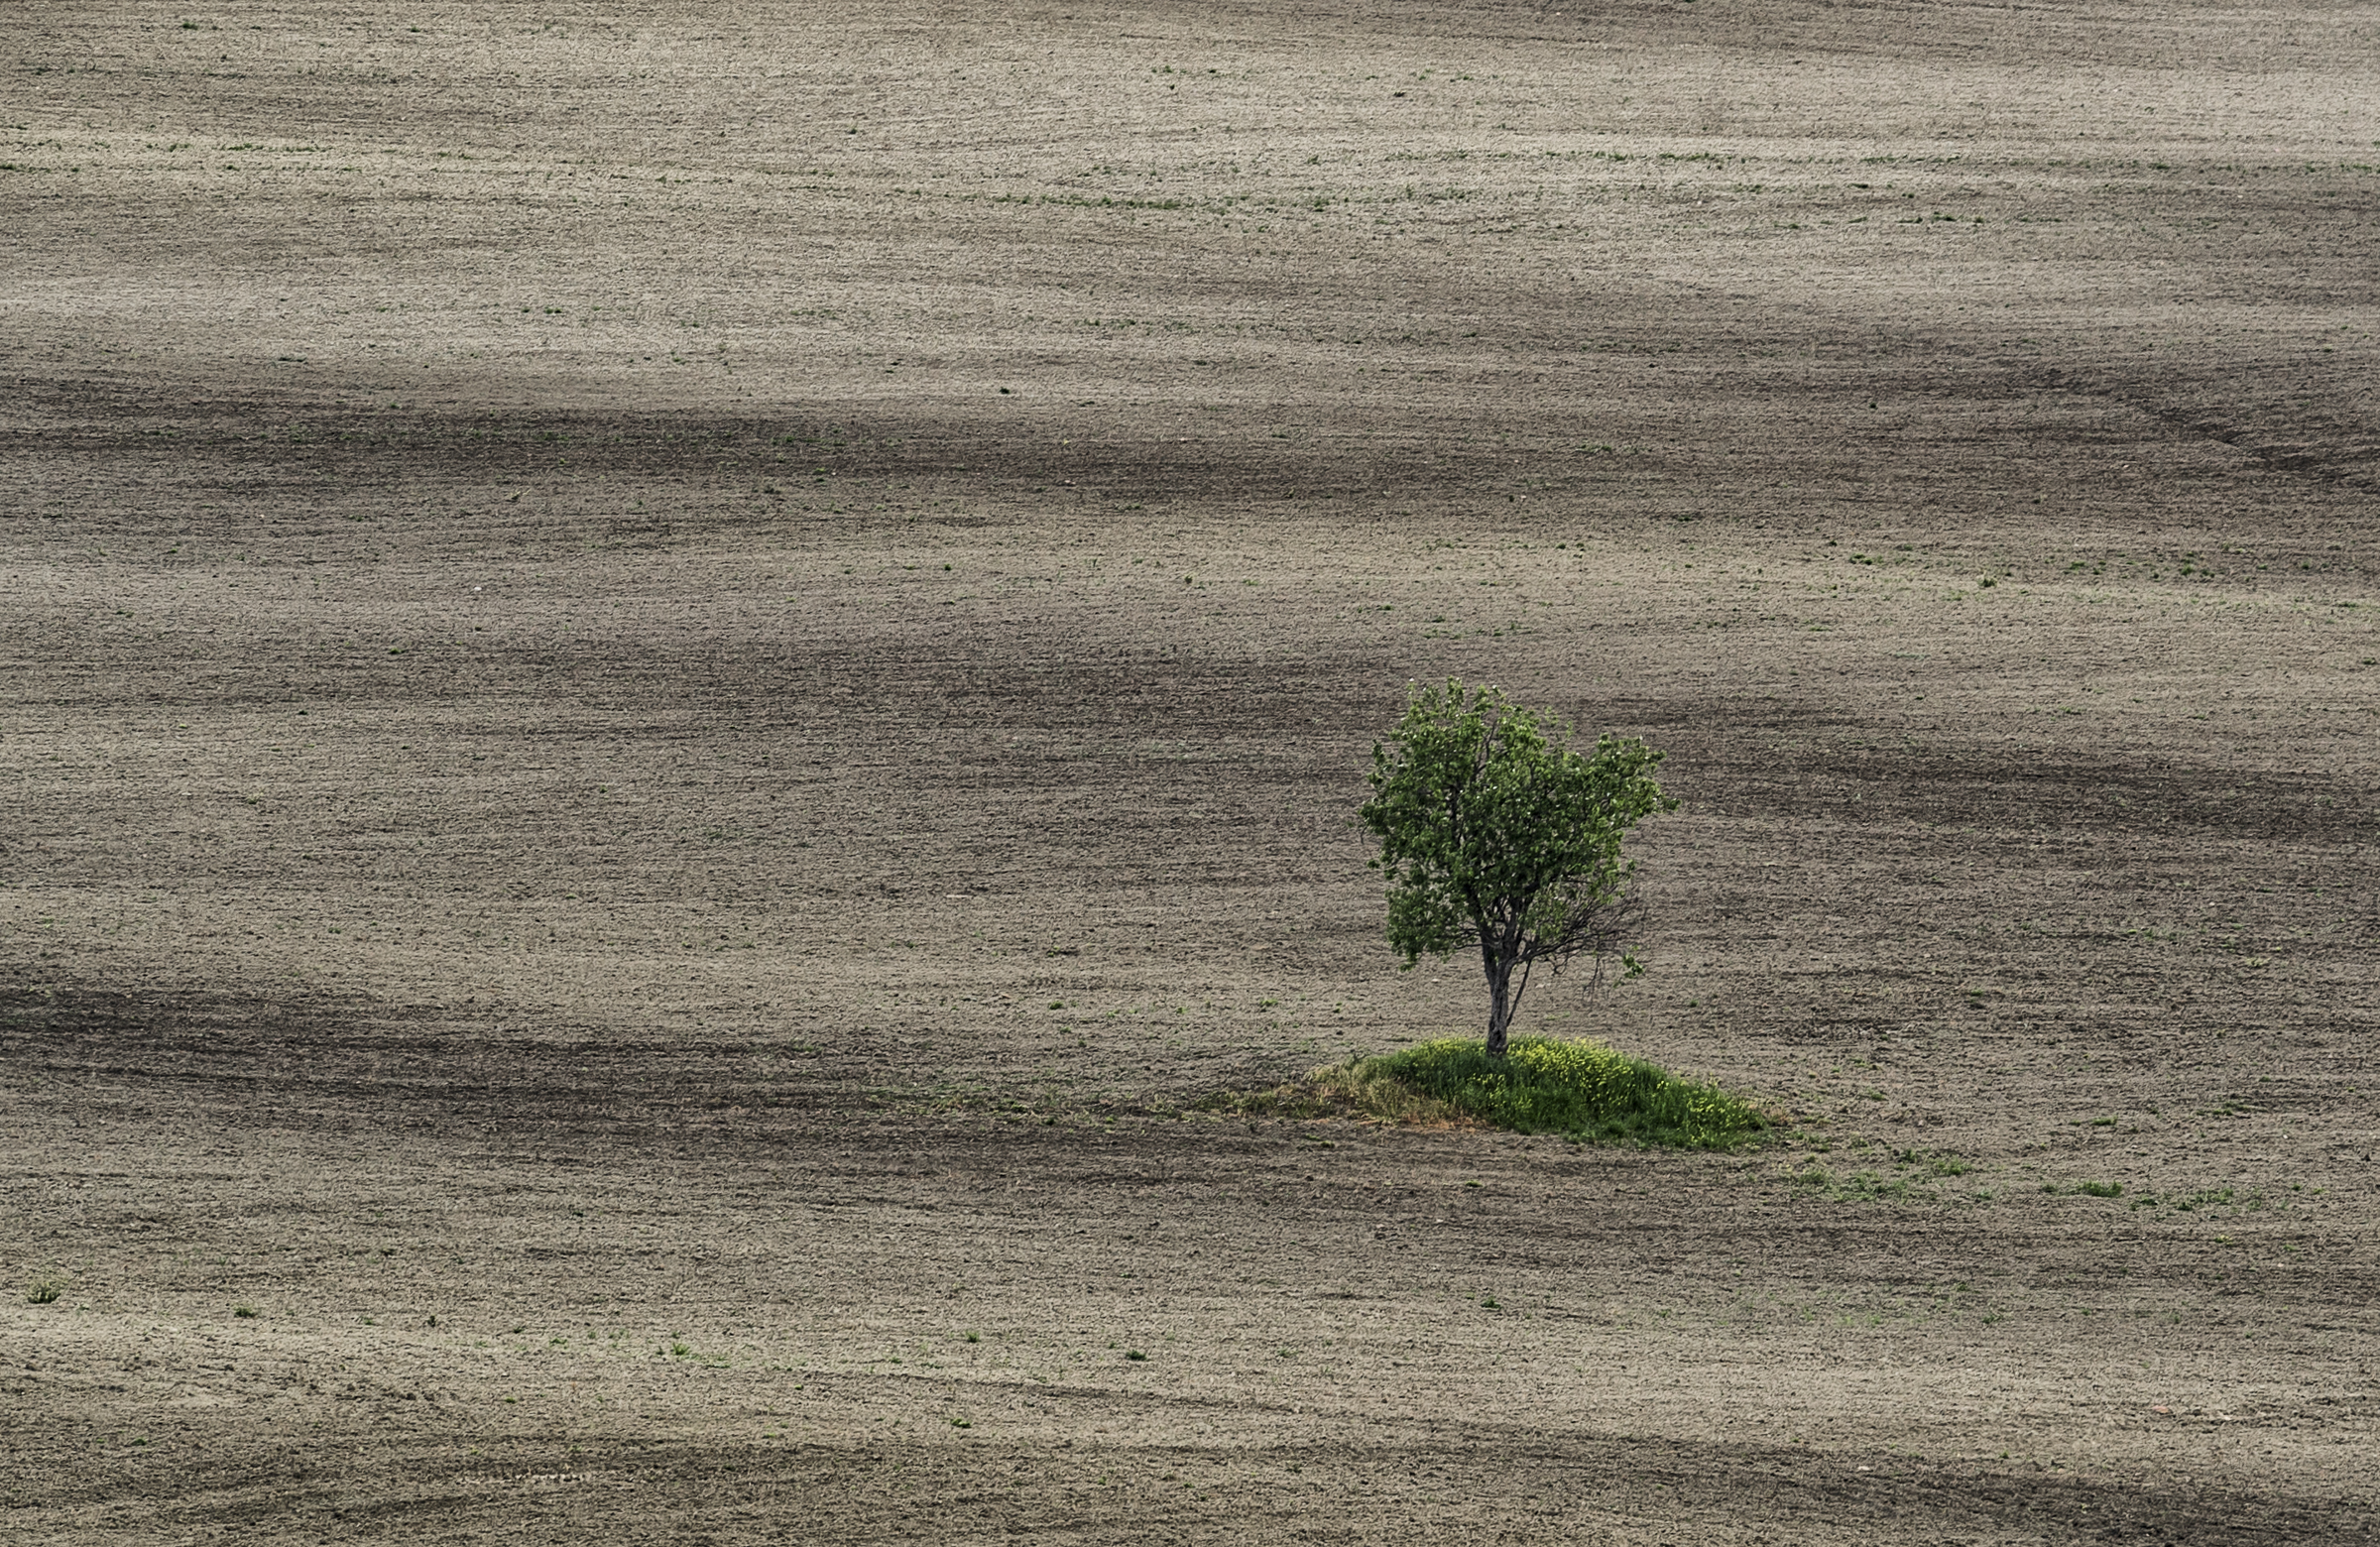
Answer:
27;1279;62;1305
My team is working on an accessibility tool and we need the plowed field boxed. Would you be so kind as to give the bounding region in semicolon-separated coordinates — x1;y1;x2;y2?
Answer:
5;3;2376;1542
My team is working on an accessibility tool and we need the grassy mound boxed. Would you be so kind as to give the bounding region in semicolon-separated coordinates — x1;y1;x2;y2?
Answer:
1235;1035;1767;1149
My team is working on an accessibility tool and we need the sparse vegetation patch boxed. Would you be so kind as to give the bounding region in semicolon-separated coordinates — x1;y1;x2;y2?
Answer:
1225;1036;1766;1148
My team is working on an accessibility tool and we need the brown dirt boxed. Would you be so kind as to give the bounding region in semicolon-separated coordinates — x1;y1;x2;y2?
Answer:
6;2;2378;1542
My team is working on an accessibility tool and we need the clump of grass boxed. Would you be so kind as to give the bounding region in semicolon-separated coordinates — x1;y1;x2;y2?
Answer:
1203;1058;1476;1127
1378;1037;1766;1148
27;1279;62;1305
1227;1036;1766;1149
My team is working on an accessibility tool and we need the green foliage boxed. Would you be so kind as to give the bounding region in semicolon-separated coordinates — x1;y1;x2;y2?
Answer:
1360;680;1676;1053
1348;1035;1766;1149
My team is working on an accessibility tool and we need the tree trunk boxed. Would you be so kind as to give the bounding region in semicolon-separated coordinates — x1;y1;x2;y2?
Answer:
1484;952;1515;1058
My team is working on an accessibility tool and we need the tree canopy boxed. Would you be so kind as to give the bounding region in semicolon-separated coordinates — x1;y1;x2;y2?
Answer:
1359;680;1676;1057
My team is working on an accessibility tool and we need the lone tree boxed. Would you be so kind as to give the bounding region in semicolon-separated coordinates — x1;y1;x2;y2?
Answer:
1359;680;1677;1058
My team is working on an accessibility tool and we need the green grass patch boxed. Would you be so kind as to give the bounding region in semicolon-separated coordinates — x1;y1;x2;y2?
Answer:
1218;1036;1767;1149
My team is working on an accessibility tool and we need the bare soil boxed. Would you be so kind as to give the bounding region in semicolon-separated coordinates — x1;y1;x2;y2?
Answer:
5;3;2377;1542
